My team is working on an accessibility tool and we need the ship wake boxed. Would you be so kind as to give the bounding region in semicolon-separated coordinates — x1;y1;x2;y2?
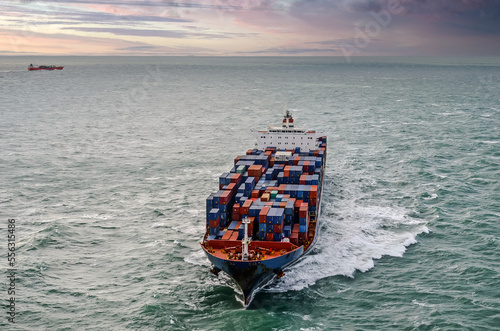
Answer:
265;173;429;293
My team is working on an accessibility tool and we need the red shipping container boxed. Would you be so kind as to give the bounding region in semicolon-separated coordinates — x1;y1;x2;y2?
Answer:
273;224;282;233
251;190;260;199
246;149;253;155
303;161;310;172
310;197;317;206
235;221;242;230
299;206;308;218
232;212;240;221
299;174;307;185
234;155;241;165
270;157;275;167
209;219;219;228
290;233;299;245
233;204;240;214
266;233;274;241
259;207;270;223
311;185;318;198
294;199;303;213
293;224;300;233
246;217;255;236
220;190;231;205
241;200;253;215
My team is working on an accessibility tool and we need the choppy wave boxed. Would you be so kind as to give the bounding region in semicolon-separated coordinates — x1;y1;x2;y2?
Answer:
2;56;499;331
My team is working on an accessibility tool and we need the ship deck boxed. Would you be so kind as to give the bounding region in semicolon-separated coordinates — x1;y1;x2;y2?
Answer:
203;239;302;261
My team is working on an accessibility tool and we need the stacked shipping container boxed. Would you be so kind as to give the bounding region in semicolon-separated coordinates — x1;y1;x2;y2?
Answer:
205;136;327;246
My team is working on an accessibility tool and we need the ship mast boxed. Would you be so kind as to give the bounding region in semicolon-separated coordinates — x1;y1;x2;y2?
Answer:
241;216;251;261
282;110;294;129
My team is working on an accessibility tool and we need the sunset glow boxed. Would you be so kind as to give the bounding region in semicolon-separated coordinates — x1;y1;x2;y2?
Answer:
2;0;500;56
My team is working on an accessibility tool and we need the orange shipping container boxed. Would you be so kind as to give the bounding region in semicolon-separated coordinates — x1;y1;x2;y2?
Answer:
284;165;291;177
230;232;240;241
248;164;263;177
231;173;242;184
222;230;233;240
278;184;287;194
261;193;270;202
226;182;236;192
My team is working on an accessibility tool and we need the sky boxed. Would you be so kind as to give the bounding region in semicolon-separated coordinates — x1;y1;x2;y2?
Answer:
1;0;500;56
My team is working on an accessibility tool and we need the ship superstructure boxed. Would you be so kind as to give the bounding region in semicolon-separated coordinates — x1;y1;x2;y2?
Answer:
256;110;322;151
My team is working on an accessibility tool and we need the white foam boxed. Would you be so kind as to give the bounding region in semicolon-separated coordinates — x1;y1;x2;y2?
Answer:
265;186;428;293
184;250;210;267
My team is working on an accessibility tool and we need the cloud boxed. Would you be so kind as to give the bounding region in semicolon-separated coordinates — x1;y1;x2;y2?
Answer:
61;26;255;39
116;45;158;51
2;0;500;56
240;46;338;55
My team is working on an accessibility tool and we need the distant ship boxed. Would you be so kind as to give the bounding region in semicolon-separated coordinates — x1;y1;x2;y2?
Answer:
201;111;327;306
28;64;64;71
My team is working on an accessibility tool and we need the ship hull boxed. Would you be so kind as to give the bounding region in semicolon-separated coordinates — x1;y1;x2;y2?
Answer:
203;245;304;306
28;66;63;71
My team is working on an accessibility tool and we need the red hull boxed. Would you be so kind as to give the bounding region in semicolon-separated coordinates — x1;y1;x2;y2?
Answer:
28;66;64;71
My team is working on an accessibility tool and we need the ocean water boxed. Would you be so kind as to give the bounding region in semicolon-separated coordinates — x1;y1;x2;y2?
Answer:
1;56;499;330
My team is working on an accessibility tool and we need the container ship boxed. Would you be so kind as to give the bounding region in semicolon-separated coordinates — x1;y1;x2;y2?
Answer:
201;111;327;306
28;64;64;71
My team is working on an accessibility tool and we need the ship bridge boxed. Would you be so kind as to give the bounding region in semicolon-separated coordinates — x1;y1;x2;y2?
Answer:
254;111;323;151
